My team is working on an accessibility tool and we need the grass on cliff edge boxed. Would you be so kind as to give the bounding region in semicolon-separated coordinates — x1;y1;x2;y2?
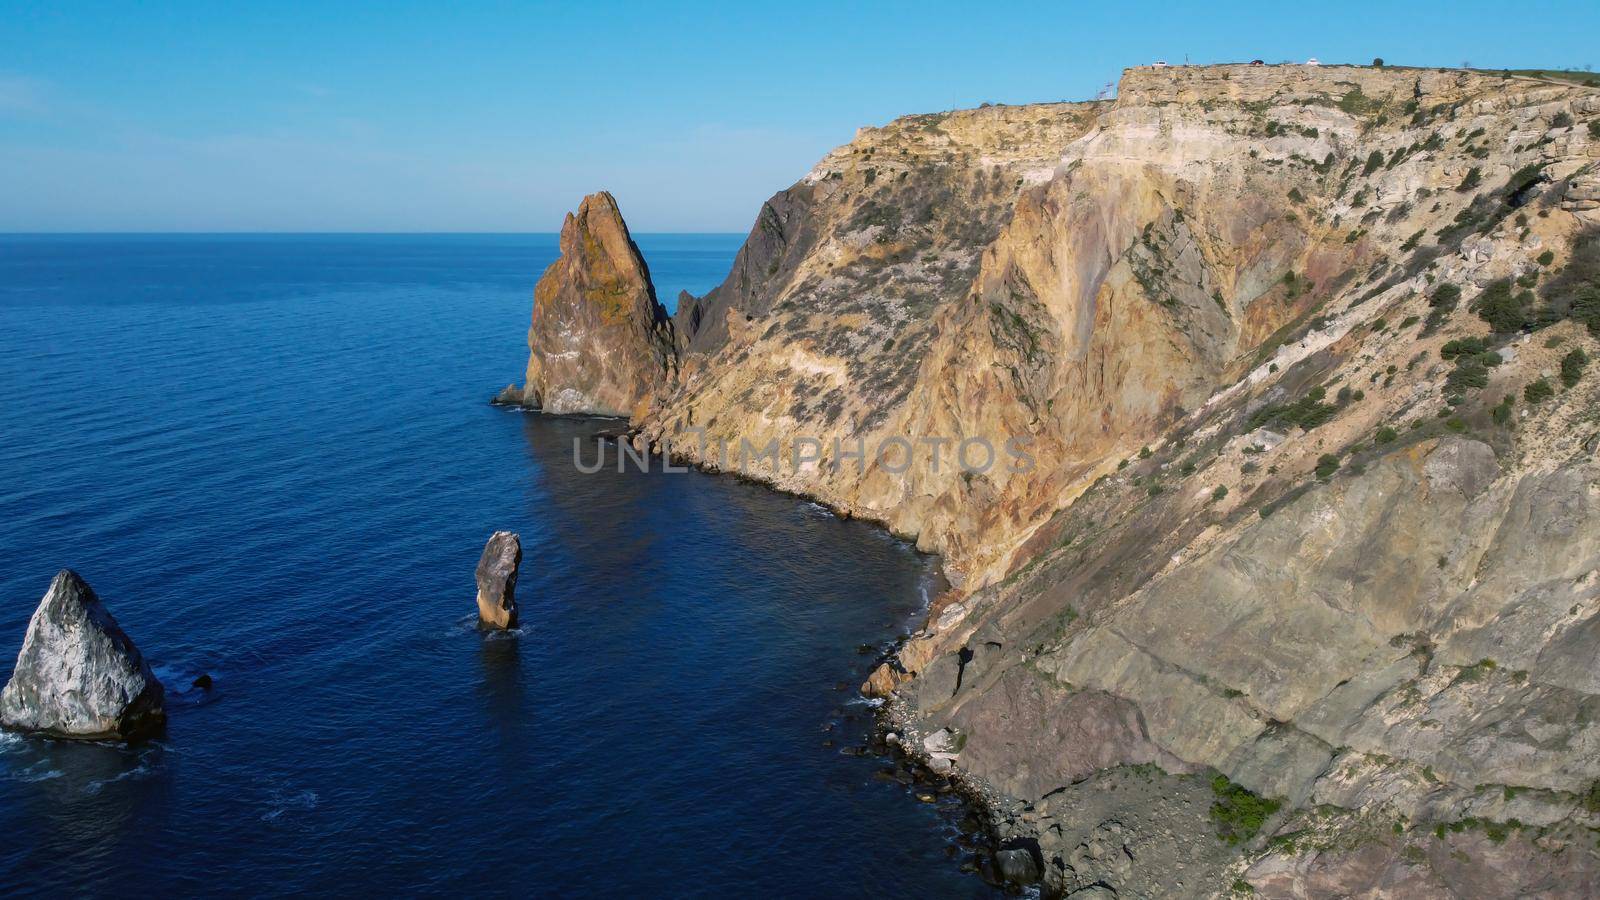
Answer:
1211;774;1283;845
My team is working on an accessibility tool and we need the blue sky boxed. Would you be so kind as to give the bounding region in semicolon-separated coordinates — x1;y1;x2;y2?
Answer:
2;1;1597;232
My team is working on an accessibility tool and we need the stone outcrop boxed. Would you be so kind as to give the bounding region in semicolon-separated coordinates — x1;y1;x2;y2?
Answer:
475;531;521;630
0;570;165;740
522;62;1600;894
515;191;676;419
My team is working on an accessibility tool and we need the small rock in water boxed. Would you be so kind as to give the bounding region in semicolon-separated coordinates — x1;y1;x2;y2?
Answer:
0;570;165;741
192;673;214;690
475;531;522;630
490;384;526;406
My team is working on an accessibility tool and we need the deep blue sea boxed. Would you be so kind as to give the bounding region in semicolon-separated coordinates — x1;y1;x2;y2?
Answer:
0;235;995;897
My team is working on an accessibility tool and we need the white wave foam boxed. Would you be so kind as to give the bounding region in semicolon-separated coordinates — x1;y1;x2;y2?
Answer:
7;760;63;783
84;762;156;795
261;788;320;822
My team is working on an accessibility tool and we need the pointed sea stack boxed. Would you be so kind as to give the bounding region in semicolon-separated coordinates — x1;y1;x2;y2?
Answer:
0;570;165;741
514;191;676;419
475;531;522;630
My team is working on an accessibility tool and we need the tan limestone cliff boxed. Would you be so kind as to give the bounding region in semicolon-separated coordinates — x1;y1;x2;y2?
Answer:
527;62;1600;896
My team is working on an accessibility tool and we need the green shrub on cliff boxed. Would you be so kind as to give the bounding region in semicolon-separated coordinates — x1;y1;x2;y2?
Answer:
1537;230;1600;332
1247;385;1342;433
1440;336;1488;360
1560;347;1589;387
1524;378;1555;403
1210;774;1282;845
1315;453;1341;480
1474;278;1533;332
1492;394;1515;425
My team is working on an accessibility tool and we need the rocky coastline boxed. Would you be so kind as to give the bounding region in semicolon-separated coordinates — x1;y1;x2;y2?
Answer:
505;62;1600;896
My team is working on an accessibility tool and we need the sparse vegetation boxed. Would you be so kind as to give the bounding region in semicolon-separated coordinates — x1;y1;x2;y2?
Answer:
1560;347;1589;387
1524;378;1554;403
1248;385;1342;432
1430;282;1461;311
1456;167;1482;192
1440;336;1488;360
1537;229;1600;333
1492;394;1515;425
1474;278;1533;333
1315;453;1341;480
1209;774;1282;845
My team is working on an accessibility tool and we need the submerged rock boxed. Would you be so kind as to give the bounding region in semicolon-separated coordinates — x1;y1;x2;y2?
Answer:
516;191;676;419
475;531;522;630
0;570;165;740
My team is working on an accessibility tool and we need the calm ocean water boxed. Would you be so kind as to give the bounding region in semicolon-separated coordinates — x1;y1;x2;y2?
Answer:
0;235;996;896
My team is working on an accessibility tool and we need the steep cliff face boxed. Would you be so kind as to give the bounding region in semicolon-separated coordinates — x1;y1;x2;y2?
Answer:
526;62;1600;895
642;65;1599;590
638;102;1105;571
859;67;1600;898
515;191;675;419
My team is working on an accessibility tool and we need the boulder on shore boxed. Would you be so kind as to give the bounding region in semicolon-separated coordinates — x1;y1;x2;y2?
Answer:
0;570;165;741
475;531;522;630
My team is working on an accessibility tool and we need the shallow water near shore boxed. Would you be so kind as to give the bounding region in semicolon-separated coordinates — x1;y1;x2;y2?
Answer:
0;235;999;895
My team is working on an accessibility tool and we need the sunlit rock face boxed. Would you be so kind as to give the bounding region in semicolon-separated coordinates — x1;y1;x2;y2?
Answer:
520;191;676;420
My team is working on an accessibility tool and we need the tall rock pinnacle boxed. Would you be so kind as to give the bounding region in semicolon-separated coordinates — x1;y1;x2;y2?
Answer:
475;531;522;630
518;191;676;419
